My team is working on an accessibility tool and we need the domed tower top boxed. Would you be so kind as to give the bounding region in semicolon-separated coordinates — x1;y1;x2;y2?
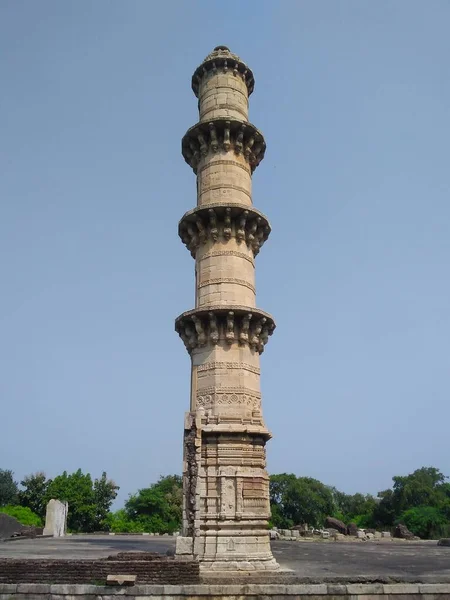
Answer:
191;45;255;97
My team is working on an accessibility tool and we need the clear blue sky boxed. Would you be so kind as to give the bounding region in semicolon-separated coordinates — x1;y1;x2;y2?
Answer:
1;1;449;508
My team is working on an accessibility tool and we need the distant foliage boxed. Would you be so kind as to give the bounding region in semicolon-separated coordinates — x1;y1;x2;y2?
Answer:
2;465;449;539
44;469;119;532
0;470;19;506
0;505;42;526
124;475;182;534
400;506;450;539
18;472;50;518
106;509;145;533
269;466;450;539
269;474;334;528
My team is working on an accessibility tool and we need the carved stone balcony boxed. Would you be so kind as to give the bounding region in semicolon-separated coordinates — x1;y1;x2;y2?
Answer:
178;203;271;258
191;45;255;97
175;306;275;355
181;118;266;173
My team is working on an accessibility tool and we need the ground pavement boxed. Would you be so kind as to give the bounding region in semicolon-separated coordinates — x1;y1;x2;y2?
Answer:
1;535;449;582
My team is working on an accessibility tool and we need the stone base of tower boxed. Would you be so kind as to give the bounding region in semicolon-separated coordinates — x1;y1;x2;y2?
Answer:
195;527;279;572
176;533;279;572
176;412;280;572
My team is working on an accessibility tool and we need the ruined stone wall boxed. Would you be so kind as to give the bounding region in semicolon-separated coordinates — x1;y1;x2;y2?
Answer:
0;558;199;584
2;581;450;599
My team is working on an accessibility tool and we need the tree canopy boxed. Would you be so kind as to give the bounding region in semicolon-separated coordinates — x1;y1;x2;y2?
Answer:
2;465;449;539
0;469;19;506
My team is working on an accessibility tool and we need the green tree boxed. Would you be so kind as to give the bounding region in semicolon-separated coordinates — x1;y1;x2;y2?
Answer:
391;467;446;514
44;469;96;532
371;467;450;537
400;506;450;539
125;475;182;534
93;472;119;530
331;488;377;525
0;470;19;506
105;509;145;533
18;472;51;518
269;474;335;528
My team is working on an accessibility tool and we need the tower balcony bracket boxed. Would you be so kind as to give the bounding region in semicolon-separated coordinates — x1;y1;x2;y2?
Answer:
178;203;271;258
191;45;255;98
175;306;275;355
182;118;266;174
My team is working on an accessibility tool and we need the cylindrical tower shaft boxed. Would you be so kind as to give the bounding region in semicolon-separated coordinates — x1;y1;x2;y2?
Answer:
175;46;278;571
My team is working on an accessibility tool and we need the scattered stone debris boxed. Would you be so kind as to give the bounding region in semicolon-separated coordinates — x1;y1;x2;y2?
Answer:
438;538;450;546
394;523;416;540
347;522;358;536
324;517;347;535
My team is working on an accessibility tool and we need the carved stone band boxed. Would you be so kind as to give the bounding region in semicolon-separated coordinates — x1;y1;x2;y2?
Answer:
175;306;275;355
178;203;270;258
192;48;255;97
181;118;266;173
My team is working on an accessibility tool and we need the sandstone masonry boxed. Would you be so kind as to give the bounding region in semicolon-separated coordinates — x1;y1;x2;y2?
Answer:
174;46;278;571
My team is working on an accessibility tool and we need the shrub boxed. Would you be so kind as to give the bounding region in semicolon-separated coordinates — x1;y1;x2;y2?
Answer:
400;506;450;539
0;505;42;526
105;509;145;533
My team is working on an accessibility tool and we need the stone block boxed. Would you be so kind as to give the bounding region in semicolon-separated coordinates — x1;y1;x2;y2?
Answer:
288;584;328;594
419;584;450;594
357;530;366;539
347;583;384;594
383;584;420;594
438;537;450;546
106;575;136;586
382;531;391;538
17;584;50;594
43;499;68;537
175;535;193;555
326;583;348;594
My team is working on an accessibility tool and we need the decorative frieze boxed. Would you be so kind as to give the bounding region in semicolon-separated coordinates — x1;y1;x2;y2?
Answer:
196;390;261;410
181;118;266;173
191;45;255;97
197;362;261;375
179;203;270;257
199;249;255;266
175;306;275;355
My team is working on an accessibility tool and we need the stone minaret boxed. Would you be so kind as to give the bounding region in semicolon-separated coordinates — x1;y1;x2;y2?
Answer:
175;46;278;571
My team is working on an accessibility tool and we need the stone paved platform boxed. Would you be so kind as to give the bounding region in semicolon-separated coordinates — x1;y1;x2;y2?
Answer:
1;535;450;582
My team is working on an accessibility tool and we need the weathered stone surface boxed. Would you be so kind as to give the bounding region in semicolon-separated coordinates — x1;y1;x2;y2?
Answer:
0;514;23;540
356;530;366;539
291;523;308;532
43;499;68;537
324;517;347;535
175;536;193;555
175;46;278;571
381;531;391;538
438;538;450;546
394;523;415;540
347;522;358;536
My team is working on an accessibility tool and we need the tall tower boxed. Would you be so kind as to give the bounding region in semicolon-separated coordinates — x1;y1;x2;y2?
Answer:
175;46;278;571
